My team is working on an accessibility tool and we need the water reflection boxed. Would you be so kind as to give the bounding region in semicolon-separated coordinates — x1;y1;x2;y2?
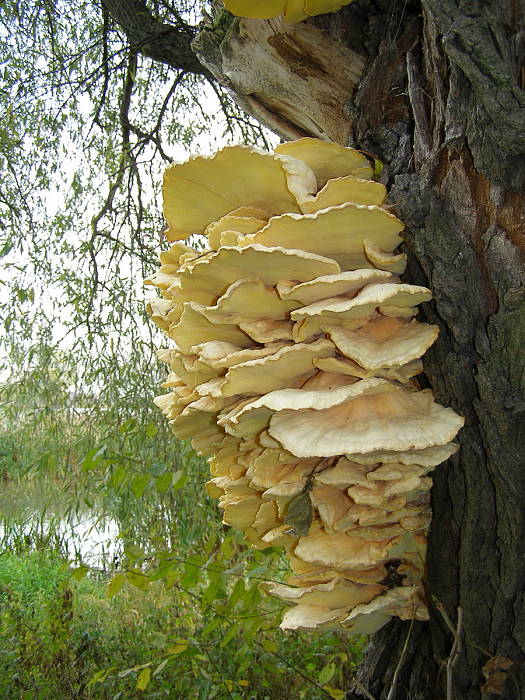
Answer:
0;478;120;568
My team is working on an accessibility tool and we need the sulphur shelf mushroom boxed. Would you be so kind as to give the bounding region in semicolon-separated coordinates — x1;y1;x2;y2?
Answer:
146;137;464;634
223;0;355;24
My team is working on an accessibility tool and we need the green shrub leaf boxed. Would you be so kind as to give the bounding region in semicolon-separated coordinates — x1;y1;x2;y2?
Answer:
136;667;151;690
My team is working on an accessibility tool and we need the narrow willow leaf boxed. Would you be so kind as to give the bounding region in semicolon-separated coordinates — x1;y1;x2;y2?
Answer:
220;621;241;648
81;446;105;471
261;638;278;653
230;578;246;607
145;422;158;437
153;658;169;677
111;465;126;489
220;535;236;561
130;473;149;498
119;418;137;434
172;470;188;489
87;667;117;687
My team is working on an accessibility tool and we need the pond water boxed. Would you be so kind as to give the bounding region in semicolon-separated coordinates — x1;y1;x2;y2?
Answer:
0;478;121;568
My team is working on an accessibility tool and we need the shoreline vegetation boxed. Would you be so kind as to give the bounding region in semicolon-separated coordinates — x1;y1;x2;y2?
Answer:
0;420;363;699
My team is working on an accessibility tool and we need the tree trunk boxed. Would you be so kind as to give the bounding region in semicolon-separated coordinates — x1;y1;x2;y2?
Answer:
194;2;525;698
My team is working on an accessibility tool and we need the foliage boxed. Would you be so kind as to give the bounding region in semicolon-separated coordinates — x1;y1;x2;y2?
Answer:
0;540;364;699
0;359;365;698
0;0;273;406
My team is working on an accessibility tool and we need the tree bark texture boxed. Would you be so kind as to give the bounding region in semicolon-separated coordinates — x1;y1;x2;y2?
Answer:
347;2;525;697
193;2;525;698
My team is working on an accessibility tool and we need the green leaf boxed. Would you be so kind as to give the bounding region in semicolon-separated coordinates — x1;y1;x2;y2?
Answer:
87;667;117;687
202;618;221;636
130;473;149;498
220;535;235;561
70;564;89;581
118;663;151;679
373;158;384;180
136;668;151;691
126;570;149;591
150;560;179;582
119;418;137;434
243;615;264;645
202;579;221;607
147;461;166;477
111;465;127;488
180;563;199;587
81;446;106;472
145;422;158;437
167;639;189;655
318;662;336;685
124;544;144;562
172;470;188;489
107;573;126;598
0;240;14;257
153;658;170;677
325;687;345;699
261;638;278;653
220;621;241;648
155;470;172;493
230;578;246;607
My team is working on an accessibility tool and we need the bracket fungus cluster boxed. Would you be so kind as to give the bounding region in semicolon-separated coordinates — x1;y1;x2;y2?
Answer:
223;0;355;23
146;138;464;635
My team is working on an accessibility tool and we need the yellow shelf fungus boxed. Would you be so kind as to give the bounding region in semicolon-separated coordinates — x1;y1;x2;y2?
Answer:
223;1;356;25
147;138;464;634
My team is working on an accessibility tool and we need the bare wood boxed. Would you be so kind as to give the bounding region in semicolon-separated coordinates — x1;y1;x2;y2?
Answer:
193;12;366;143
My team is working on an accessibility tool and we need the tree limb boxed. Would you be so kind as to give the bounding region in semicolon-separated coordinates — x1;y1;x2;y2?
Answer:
101;0;212;78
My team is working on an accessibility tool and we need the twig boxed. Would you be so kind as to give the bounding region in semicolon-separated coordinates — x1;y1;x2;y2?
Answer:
387;619;414;700
87;47;138;320
353;677;378;700
92;1;111;130
203;645;235;700
255;640;337;698
432;595;457;637
446;607;463;700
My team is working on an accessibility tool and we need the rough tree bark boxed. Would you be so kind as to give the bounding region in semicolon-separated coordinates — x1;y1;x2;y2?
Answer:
106;1;525;697
345;3;525;697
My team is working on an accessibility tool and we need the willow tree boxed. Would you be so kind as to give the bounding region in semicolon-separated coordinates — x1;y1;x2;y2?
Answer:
3;0;524;697
104;2;525;697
